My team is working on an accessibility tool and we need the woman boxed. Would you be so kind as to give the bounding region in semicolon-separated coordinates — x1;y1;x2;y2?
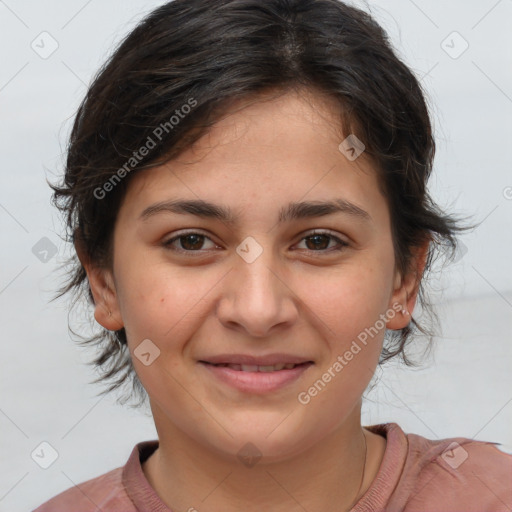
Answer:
34;1;511;510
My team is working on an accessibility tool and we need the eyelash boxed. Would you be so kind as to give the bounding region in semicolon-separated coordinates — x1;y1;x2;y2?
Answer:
162;230;349;256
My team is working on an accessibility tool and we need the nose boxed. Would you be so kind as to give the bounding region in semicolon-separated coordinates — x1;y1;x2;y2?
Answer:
215;240;299;338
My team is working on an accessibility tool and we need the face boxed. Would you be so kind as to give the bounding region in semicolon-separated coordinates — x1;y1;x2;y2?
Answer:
86;89;421;462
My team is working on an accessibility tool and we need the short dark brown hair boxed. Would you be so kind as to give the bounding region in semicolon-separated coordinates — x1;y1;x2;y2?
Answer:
51;0;473;408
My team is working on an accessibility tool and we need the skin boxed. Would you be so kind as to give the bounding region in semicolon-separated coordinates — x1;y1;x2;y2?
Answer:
79;88;428;512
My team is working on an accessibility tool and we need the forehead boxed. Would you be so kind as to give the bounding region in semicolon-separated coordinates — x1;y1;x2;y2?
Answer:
118;89;387;228
189;88;349;157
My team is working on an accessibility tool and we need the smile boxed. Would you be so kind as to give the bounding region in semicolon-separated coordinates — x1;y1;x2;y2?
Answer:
198;360;314;393
205;362;304;372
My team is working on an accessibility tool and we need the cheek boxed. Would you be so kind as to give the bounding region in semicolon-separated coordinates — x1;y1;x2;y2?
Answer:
297;269;386;415
117;266;206;399
117;261;218;349
296;263;391;405
303;260;391;335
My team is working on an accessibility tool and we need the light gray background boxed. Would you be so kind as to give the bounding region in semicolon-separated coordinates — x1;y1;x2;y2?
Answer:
0;1;511;510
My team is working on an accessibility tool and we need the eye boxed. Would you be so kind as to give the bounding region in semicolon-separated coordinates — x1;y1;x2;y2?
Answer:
162;231;218;254
294;230;349;253
162;229;349;256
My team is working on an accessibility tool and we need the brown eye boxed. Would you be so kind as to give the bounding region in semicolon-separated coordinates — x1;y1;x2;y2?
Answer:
178;233;205;250
296;231;349;253
163;232;217;253
305;234;330;250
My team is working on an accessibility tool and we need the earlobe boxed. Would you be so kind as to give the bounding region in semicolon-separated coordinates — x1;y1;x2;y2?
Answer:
386;295;412;331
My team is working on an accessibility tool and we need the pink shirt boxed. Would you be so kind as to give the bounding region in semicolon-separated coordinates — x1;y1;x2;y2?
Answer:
32;422;512;511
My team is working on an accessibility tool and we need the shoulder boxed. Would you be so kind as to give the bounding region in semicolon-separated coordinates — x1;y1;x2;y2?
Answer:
401;428;512;511
32;466;134;512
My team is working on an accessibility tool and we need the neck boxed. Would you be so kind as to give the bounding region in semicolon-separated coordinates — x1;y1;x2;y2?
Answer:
142;404;384;512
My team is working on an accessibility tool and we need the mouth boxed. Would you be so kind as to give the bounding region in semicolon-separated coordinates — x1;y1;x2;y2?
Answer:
200;361;312;372
198;355;314;393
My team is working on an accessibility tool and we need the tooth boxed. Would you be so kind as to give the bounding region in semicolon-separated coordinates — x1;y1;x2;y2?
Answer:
214;363;300;371
258;365;276;372
241;365;259;372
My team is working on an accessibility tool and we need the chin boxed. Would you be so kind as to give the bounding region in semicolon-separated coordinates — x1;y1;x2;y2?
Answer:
202;417;325;465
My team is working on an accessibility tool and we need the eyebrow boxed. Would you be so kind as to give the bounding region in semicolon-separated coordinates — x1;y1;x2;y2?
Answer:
139;198;372;225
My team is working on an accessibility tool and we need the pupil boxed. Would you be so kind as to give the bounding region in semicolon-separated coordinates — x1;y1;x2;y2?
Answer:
179;234;330;251
307;234;328;250
182;234;204;250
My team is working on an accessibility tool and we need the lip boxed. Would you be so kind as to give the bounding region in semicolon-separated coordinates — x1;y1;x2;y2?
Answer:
198;360;314;394
199;353;313;366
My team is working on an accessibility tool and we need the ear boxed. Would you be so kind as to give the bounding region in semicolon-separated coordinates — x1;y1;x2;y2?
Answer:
74;235;124;331
386;237;430;330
